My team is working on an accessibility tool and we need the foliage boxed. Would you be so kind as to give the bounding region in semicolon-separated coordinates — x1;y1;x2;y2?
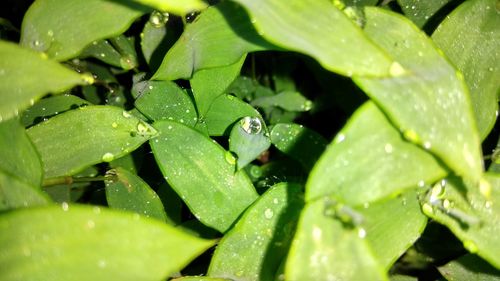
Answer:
0;0;499;280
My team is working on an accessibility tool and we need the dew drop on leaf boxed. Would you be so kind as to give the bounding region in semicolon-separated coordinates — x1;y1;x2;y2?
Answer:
264;208;274;219
102;152;114;162
149;11;169;27
240;116;262;134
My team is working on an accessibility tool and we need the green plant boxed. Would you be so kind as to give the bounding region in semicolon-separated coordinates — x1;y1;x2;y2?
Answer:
0;0;499;280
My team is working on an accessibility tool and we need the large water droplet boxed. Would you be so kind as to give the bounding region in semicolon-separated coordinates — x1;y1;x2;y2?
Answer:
102;152;114;162
240;116;262;134
149;11;169;27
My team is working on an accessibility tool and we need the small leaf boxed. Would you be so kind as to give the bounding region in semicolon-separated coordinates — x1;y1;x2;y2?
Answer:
306;102;446;205
124;0;207;15
270;123;328;171
432;0;500;140
27;106;157;178
357;189;427;269
232;0;393;77
420;173;500;268
0;204;214;281
20;0;148;61
150;121;258;232
438;254;500;281
252;91;313;112
153;2;276;80
140;12;170;68
80;40;124;69
285;198;387;280
354;8;482;183
208;183;304;281
0;41;84;121
204;94;262;136
134;80;197;127
397;0;452;28
229;117;271;170
190;57;246;116
105;167;167;222
21;94;90;127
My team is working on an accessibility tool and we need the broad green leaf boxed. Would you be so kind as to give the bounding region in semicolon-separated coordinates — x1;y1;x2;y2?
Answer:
108;35;138;70
27;106;157;178
124;0;207;15
357;189;427;269
438;254;500;281
190;57;246;116
150;121;258;232
397;0;452;28
208;183;304;281
204;94;262;136
285;198;387;281
141;11;170;68
270;123;327;171
232;0;393;77
306;102;446;205
152;2;276;80
229;117;271;170
0;204;214;281
420;173;500;268
21;94;90;127
134;80;197;127
0;172;51;211
104;167;167;222
156;182;183;225
20;0;148;61
0;41;84;121
252;91;313;112
432;0;500;140
354;8;483;183
80;40;123;69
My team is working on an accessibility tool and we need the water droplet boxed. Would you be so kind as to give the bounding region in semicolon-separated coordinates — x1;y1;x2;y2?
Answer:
422;203;434;215
61;202;69;211
302;100;313;111
47;29;54;37
98;259;107;268
389;61;406;77
335;133;346;143
384;143;393;153
99;53;106;57
264;208;274;219
423;141;432;150
312;226;322;241
479;178;492;198
418;180;425;187
86;220;96;229
225;151;236;165
240;116;262;134
488;67;494;72
442;199;451;210
102;152;114;162
463;240;478;253
149;11;169;27
363;202;370;208
273;198;279;204
357;228;366;238
485;201;492;209
403;129;420;143
111;122;118;128
81;73;95;85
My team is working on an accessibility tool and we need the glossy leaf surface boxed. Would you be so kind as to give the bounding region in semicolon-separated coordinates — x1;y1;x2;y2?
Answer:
105;167;167;222
21;0;148;61
285;198;387;280
432;0;500;140
150;121;258;232
0;205;214;281
0;41;84;121
306;102;446;205
355;8;482;183
232;0;393;77
27;106;156;178
208;183;303;280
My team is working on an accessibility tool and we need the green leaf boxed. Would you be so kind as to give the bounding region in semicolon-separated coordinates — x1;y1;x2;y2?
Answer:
124;0;207;15
150;121;258;232
0;41;84;122
229;117;271;170
134;80;197;127
208;183;304;280
354;8;483;183
397;0;452;28
252;90;313;112
357;189;427;269
27;106;157;178
21;94;90;127
432;0;500;140
306;102;446;205
285;198;387;280
204;94;262;136
0;173;51;211
190;57;246;116
438;254;500;281
152;2;276;80
420;173;500;268
231;0;393;77
104;167;167;222
140;11;170;67
0;204;214;281
20;0;148;61
80;40;124;69
270;123;328;171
